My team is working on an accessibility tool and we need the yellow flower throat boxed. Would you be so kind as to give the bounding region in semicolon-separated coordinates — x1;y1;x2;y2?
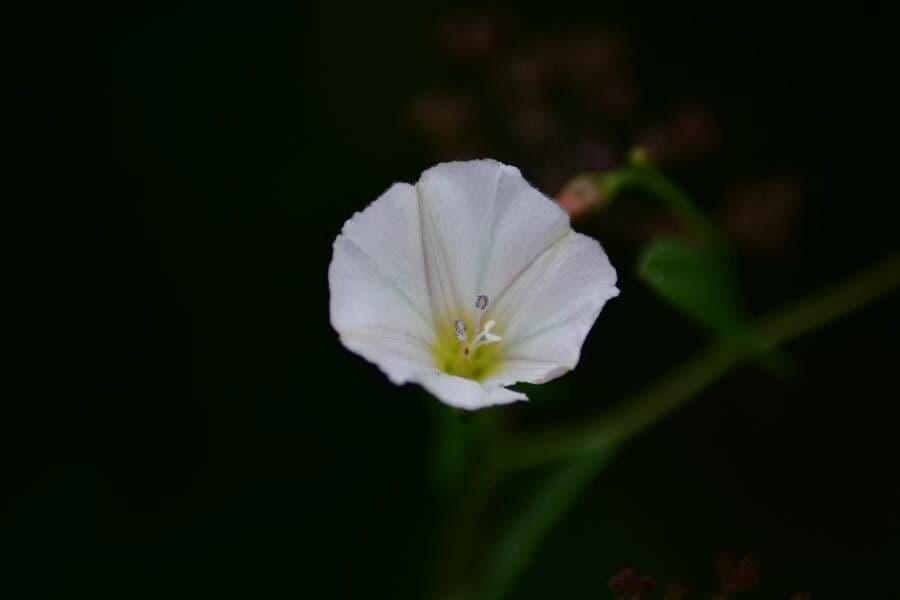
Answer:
431;294;504;381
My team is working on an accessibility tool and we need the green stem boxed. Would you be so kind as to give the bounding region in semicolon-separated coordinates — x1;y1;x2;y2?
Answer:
760;251;900;343
501;251;900;469
503;341;742;470
600;165;727;247
480;452;617;600
431;457;502;600
479;251;900;600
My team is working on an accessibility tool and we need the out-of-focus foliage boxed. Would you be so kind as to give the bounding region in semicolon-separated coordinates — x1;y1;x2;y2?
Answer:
638;238;749;343
12;3;900;600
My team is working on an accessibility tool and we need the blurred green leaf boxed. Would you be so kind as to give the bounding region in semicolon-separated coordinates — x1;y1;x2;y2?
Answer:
478;251;900;600
639;238;745;336
638;237;787;371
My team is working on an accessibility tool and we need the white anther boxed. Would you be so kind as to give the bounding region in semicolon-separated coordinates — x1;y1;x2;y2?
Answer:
473;320;502;346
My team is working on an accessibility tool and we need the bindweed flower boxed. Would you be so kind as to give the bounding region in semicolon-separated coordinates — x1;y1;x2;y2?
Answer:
328;160;618;410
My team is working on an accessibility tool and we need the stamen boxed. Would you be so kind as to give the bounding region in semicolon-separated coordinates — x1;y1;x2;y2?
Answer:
473;320;502;346
473;293;490;334
454;319;468;342
453;301;501;358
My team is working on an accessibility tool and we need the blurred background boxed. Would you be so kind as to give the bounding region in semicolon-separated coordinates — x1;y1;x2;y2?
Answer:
8;2;899;598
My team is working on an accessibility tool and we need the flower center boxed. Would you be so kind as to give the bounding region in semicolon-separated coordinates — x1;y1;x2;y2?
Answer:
432;294;504;381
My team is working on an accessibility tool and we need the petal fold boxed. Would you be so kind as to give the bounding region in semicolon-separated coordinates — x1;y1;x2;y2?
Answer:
417;372;527;410
490;232;619;385
416;160;571;327
329;183;435;382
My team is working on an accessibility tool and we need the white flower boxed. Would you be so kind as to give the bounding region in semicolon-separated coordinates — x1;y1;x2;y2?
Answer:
328;160;619;410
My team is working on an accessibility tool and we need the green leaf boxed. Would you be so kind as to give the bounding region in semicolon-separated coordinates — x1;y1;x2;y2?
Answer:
639;238;744;334
638;237;780;365
474;250;900;599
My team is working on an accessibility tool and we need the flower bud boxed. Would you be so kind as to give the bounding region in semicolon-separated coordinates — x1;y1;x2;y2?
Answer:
556;174;607;220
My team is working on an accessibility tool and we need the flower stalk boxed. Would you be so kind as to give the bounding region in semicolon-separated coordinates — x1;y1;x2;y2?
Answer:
475;249;900;600
497;250;900;469
561;161;727;249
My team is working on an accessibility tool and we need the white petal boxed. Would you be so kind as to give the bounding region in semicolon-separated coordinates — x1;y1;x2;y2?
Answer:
486;232;619;386
329;182;435;383
481;358;571;388
416;371;528;410
416;160;570;326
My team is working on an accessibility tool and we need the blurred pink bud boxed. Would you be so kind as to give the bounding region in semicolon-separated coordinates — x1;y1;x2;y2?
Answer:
503;51;553;103
509;106;559;148
610;567;656;600
719;175;803;257
558;33;627;80
437;12;513;61
715;552;760;594
409;89;476;141
556;175;605;220
409;89;487;160
664;581;695;600
596;78;640;120
573;139;615;171
636;103;720;166
555;34;638;119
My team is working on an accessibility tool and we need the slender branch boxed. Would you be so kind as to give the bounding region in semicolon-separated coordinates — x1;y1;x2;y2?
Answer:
500;340;741;470
600;165;727;247
480;452;616;600
760;251;900;343
476;251;900;600
499;251;900;470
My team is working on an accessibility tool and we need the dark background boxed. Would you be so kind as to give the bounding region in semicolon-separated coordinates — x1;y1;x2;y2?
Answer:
9;2;899;598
